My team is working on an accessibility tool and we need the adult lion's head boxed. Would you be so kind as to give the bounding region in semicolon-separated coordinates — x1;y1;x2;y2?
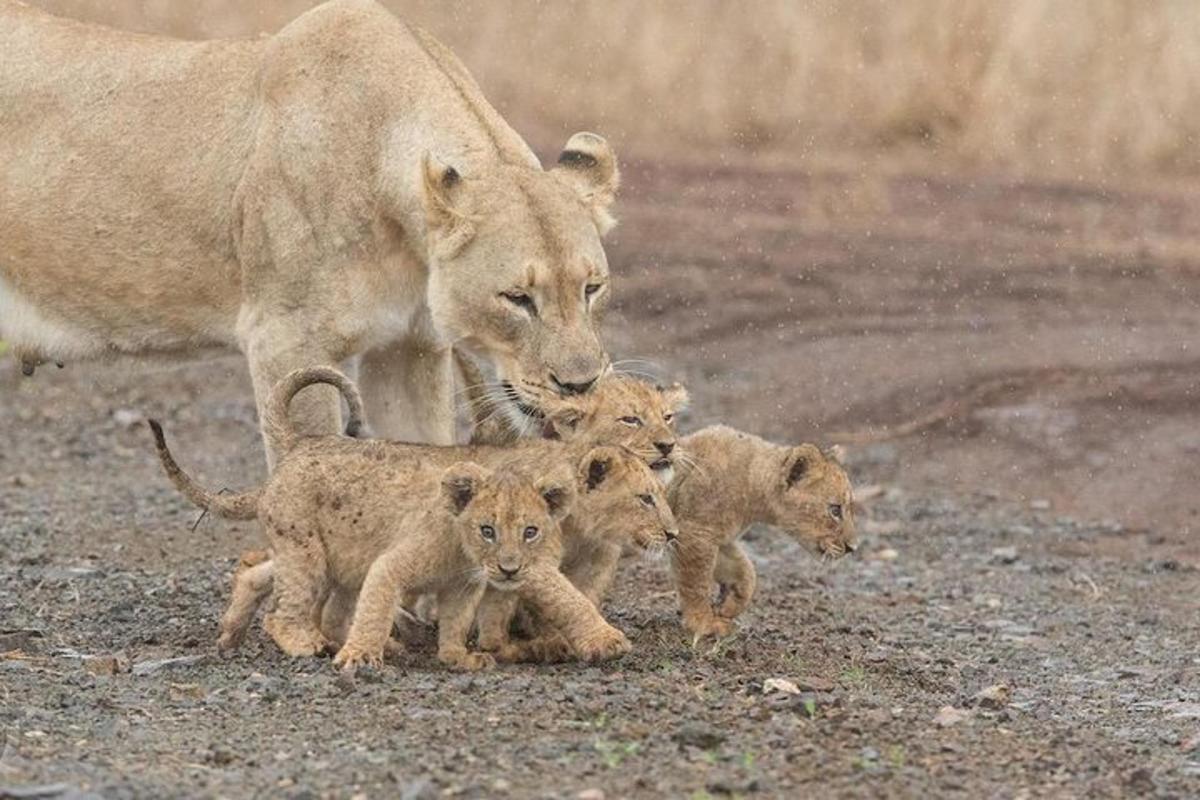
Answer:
422;132;619;429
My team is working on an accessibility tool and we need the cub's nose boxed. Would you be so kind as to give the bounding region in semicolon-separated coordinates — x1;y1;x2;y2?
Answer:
499;565;521;579
844;540;858;554
664;529;679;543
550;373;598;396
655;441;675;456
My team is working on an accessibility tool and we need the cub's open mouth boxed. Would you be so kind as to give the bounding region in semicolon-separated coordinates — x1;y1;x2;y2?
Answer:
501;381;544;420
650;458;672;470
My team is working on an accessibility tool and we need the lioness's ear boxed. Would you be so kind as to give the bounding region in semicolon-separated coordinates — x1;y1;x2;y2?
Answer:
579;446;618;491
442;462;488;515
421;154;475;258
782;444;823;489
657;382;690;415
552;132;620;235
536;470;576;521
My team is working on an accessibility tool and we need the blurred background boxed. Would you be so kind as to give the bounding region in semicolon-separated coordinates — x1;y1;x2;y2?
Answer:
14;0;1200;558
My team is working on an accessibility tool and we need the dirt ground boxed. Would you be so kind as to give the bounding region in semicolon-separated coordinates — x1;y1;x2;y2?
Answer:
3;158;1199;798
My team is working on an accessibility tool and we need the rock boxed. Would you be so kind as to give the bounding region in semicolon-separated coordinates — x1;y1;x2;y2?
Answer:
874;548;899;561
577;790;606;800
972;684;1011;709
673;722;725;749
84;652;130;676
762;678;801;695
797;675;836;692
1029;499;1051;511
131;655;206;676
0;784;73;799
990;547;1018;565
399;777;437;800
1125;768;1155;793
932;706;970;727
112;408;143;429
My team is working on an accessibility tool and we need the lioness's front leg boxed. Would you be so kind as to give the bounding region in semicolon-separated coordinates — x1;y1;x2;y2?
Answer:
436;581;494;672
359;336;455;445
520;566;630;662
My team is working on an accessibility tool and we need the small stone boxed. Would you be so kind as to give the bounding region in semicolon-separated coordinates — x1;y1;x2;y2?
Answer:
673;722;725;749
972;684;1011;709
797;675;836;692
932;706;970;727
131;655;206;676
490;778;511;793
1029;499;1051;511
84;652;129;676
112;408;143;429
762;678;801;695
875;548;899;561
990;547;1018;564
577;790;606;800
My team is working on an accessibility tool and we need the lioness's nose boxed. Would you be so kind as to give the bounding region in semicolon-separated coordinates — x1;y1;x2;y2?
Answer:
551;373;598;396
655;441;675;456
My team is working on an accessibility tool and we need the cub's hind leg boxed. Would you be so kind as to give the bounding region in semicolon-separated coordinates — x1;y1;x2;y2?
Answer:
218;556;274;653
713;542;756;621
262;531;332;657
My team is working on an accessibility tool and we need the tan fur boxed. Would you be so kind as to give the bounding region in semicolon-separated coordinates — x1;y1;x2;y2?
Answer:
2;0;619;464
667;425;858;638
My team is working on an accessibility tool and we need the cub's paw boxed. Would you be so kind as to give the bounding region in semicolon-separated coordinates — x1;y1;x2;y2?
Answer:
684;612;735;641
333;643;384;674
441;651;497;672
264;616;333;658
216;628;245;655
574;625;632;662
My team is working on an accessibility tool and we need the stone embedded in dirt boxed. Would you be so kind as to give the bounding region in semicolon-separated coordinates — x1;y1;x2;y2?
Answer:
762;677;801;695
874;548;899;561
84;652;129;676
932;706;971;727
131;655;207;676
673;722;725;749
0;783;73;799
797;676;837;692
112;408;143;429
990;547;1019;564
577;790;606;800
1029;499;1051;511
972;684;1012;709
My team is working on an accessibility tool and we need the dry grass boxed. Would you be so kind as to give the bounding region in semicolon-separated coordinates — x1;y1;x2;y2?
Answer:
30;0;1200;174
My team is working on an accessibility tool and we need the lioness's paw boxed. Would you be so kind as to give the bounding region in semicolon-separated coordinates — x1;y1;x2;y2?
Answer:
442;651;496;672
333;643;384;674
575;626;631;662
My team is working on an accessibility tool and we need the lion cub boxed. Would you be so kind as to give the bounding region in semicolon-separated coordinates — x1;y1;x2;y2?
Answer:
667;426;858;638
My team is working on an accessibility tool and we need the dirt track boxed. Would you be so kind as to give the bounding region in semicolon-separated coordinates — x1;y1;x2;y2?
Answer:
3;159;1200;797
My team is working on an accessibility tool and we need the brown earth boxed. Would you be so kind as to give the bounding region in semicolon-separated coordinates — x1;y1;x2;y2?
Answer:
2;157;1199;798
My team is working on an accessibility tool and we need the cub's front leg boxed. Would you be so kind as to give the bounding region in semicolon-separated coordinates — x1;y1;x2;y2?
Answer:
520;566;630;662
671;533;732;639
435;581;494;671
713;542;757;621
334;542;420;673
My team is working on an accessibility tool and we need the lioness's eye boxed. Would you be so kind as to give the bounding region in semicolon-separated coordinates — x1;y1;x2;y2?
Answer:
619;416;643;427
523;526;539;542
585;283;603;299
501;290;538;316
480;524;497;542
828;504;843;521
638;494;655;507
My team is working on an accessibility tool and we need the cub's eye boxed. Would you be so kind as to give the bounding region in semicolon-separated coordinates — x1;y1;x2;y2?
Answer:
480;525;497;542
663;413;675;423
523;526;540;542
619;416;643;427
501;290;538;316
828;504;844;521
638;494;656;507
584;283;603;299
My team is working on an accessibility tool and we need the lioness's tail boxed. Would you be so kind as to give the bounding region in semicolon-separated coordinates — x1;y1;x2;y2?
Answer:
262;365;366;454
147;420;261;520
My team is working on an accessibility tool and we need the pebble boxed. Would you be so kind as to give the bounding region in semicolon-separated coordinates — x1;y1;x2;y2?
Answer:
875;548;899;561
577;791;605;800
762;678;801;695
991;546;1019;564
673;722;725;749
932;706;970;727
1030;499;1051;511
972;684;1012;709
131;655;206;676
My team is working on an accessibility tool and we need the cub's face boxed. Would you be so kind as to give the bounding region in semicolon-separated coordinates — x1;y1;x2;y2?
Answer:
572;447;679;552
421;135;620;425
441;462;574;591
558;375;689;486
765;445;858;559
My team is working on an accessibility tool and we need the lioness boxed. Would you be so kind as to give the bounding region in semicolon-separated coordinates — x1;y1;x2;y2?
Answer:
2;0;618;463
667;426;858;639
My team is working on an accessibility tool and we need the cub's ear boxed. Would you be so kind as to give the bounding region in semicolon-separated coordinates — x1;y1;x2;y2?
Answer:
421;154;475;258
657;382;690;415
824;444;846;466
441;461;489;515
552;132;620;235
541;406;585;441
536;468;576;521
782;444;823;489
578;445;620;492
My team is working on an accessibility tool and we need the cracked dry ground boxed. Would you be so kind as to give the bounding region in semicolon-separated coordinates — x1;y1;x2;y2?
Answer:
2;158;1199;798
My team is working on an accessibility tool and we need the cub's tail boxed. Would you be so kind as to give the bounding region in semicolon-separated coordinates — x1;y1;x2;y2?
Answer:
147;420;261;520
262;365;366;455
